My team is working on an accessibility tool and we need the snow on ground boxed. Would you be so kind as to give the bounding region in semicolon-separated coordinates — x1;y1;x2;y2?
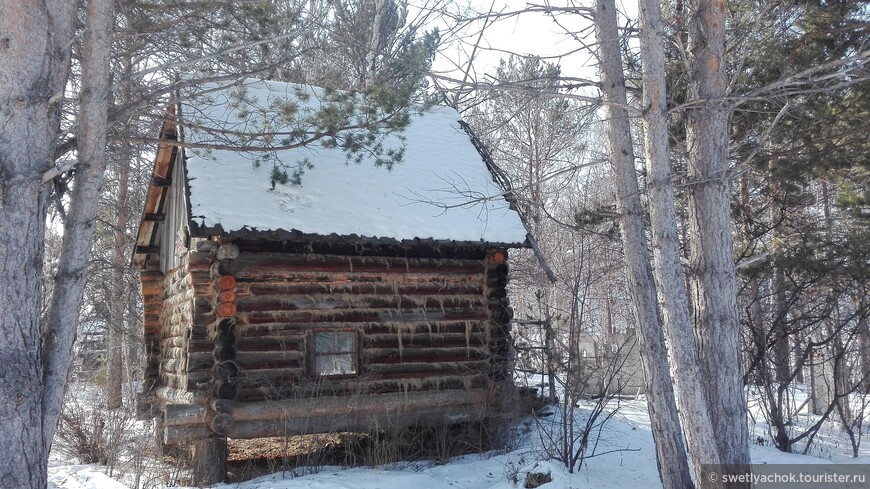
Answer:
49;390;870;489
49;464;131;489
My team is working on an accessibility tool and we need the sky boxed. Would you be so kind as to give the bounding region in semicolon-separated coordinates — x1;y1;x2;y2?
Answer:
429;0;639;82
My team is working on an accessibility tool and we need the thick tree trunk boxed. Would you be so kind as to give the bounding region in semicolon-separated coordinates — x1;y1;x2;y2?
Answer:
636;0;723;484
43;0;115;448
859;301;870;393
594;2;694;488
0;1;76;487
685;0;751;472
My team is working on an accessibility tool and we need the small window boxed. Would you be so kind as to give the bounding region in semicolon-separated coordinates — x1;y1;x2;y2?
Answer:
313;331;358;377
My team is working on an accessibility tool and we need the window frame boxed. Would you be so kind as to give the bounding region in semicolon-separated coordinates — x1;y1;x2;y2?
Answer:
309;328;361;379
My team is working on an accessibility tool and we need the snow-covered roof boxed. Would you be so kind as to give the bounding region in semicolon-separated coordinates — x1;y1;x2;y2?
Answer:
179;79;528;246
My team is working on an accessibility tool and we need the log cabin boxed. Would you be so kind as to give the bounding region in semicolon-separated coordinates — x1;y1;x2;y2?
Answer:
132;79;530;482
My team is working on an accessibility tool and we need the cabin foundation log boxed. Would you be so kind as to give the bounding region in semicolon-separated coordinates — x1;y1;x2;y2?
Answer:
191;437;227;487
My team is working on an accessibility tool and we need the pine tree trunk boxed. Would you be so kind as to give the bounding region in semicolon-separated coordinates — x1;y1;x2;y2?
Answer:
739;174;767;385
107;55;134;410
636;0;724;484
594;2;694;487
43;0;115;447
685;0;751;473
0;1;76;487
769;173;790;385
859;301;870;393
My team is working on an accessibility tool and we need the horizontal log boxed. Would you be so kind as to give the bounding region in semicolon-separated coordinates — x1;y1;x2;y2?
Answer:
161;346;187;361
235;335;305;352
155;386;195;404
164;423;210;445
486;275;507;288
234;374;491;402
237;320;490;337
209;412;234;435
160;359;186;374
240;308;488;325
188;352;214;371
364;346;490;365
234;368;305;389
232;239;490;260
214;381;238;400
141;285;164;299
162;323;191;339
217;290;236;303
216;275;236;291
188;252;213;268
195;239;219;253
216;302;236;318
365;332;488;349
160;335;214;353
216;243;240;261
231;388;489;422
214;360;240;381
188;371;210;385
243;281;484;297
366;360;492;377
487;288;507;299
487;263;508;277
164;403;206;426
189;270;213;286
235;295;486;313
218;389;491;439
234;351;305;370
213;346;236;362
220;253;486;278
160;372;187;390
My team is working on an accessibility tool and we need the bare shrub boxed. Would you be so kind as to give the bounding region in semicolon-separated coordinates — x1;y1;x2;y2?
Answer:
54;391;134;470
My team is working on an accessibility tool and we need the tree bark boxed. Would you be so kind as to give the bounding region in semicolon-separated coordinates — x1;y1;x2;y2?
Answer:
107;53;135;410
43;0;115;448
685;0;751;472
594;1;694;487
636;0;723;483
0;1;76;487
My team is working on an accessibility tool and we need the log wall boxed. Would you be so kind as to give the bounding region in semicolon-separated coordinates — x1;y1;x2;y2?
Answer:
141;268;164;402
158;240;515;443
